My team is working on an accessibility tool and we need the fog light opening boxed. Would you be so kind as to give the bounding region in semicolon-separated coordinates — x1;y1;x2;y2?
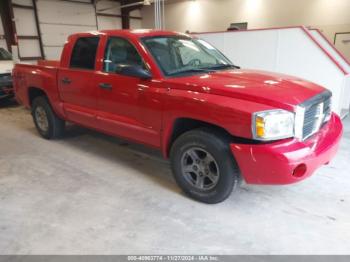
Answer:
292;164;307;178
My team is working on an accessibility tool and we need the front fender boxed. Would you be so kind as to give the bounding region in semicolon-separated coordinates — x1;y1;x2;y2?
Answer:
161;89;274;157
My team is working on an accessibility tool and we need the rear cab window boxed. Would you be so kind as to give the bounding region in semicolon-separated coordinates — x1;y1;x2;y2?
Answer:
70;37;100;70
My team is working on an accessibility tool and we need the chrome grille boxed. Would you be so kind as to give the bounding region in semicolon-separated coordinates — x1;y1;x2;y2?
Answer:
300;91;332;140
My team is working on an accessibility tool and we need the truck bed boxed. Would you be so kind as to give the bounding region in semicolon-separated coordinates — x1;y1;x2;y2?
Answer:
13;62;60;108
37;60;60;67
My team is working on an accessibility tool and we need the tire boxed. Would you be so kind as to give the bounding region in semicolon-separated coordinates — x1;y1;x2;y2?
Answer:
31;96;65;139
170;128;241;204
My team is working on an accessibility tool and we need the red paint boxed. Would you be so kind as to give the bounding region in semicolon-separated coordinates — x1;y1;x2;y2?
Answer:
13;30;343;185
230;114;342;184
37;60;60;67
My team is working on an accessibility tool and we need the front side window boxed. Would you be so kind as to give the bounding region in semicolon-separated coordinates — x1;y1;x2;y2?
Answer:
142;36;234;76
104;37;144;73
70;37;100;70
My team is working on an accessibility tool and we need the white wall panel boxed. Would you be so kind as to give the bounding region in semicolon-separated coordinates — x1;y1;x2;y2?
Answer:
335;33;350;62
12;2;42;59
37;0;96;26
130;9;141;17
0;40;7;50
342;76;350;115
0;18;4;35
226;30;278;70
13;8;38;36
129;9;142;29
44;46;63;60
0;12;4;49
11;0;141;59
130;19;142;29
12;0;33;6
310;30;350;73
96;0;122;30
197;27;350;116
96;0;121;15
70;0;91;3
97;16;122;30
40;23;96;46
18;39;41;57
37;0;98;59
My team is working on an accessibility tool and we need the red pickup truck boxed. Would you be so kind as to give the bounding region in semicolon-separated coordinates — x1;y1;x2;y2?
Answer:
13;29;343;203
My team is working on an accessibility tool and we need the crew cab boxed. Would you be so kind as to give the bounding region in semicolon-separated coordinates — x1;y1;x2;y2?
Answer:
13;29;343;203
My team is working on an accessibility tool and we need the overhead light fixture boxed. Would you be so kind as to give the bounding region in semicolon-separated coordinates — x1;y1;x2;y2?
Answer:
144;0;151;5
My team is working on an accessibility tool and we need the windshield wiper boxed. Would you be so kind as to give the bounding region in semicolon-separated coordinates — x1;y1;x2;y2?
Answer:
168;68;215;76
204;64;240;70
168;64;240;76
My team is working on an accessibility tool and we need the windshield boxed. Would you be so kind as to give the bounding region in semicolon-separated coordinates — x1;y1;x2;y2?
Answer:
0;48;12;61
142;36;235;76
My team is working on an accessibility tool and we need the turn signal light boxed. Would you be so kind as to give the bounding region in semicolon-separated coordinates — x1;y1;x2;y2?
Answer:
256;116;265;137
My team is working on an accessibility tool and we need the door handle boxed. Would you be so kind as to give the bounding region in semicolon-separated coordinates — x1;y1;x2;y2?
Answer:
137;84;149;92
99;83;112;90
61;77;71;84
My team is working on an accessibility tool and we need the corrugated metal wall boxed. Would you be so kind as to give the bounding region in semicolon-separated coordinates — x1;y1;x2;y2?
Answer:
12;0;43;60
96;0;122;30
0;16;7;49
6;0;143;60
37;0;97;59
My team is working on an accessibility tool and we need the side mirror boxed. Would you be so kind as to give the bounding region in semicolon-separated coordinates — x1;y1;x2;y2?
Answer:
115;64;152;79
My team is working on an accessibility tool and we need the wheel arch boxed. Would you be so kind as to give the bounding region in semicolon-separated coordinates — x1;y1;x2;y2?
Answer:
27;86;66;120
28;86;48;107
163;117;233;158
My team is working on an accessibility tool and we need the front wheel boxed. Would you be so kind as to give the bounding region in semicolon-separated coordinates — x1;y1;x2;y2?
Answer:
170;128;241;204
32;96;65;139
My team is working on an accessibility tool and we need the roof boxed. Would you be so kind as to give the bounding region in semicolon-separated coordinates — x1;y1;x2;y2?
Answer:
73;29;188;38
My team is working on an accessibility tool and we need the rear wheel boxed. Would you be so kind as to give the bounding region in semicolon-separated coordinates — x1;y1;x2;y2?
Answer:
32;96;65;139
170;128;241;204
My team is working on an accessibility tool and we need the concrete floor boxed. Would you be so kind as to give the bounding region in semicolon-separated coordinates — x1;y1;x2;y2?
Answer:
0;99;349;255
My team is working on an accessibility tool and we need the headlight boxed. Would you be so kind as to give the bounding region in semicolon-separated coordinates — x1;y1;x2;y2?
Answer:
252;109;295;140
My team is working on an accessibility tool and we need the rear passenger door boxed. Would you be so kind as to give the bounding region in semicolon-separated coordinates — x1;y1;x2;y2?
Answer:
58;36;100;128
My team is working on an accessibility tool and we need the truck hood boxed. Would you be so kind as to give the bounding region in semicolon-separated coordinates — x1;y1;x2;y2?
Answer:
165;69;325;109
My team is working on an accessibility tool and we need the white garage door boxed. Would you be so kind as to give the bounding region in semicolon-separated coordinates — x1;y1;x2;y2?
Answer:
37;0;97;60
96;0;122;30
130;9;142;29
0;17;7;50
9;0;140;60
12;0;44;60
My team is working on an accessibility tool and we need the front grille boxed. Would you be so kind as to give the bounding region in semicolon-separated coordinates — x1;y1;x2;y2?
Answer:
300;91;332;140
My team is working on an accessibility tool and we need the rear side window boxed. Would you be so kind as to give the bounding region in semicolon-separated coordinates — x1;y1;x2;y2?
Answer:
70;37;100;70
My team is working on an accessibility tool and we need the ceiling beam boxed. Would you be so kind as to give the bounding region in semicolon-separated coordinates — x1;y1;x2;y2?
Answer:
120;0;143;29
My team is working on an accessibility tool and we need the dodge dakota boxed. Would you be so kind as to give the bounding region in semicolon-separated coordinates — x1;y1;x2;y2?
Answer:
13;29;343;203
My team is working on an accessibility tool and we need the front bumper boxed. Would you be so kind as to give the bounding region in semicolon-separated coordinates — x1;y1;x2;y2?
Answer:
230;113;343;184
0;74;13;99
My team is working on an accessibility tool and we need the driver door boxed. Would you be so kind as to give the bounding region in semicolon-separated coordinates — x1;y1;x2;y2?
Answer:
94;36;162;148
